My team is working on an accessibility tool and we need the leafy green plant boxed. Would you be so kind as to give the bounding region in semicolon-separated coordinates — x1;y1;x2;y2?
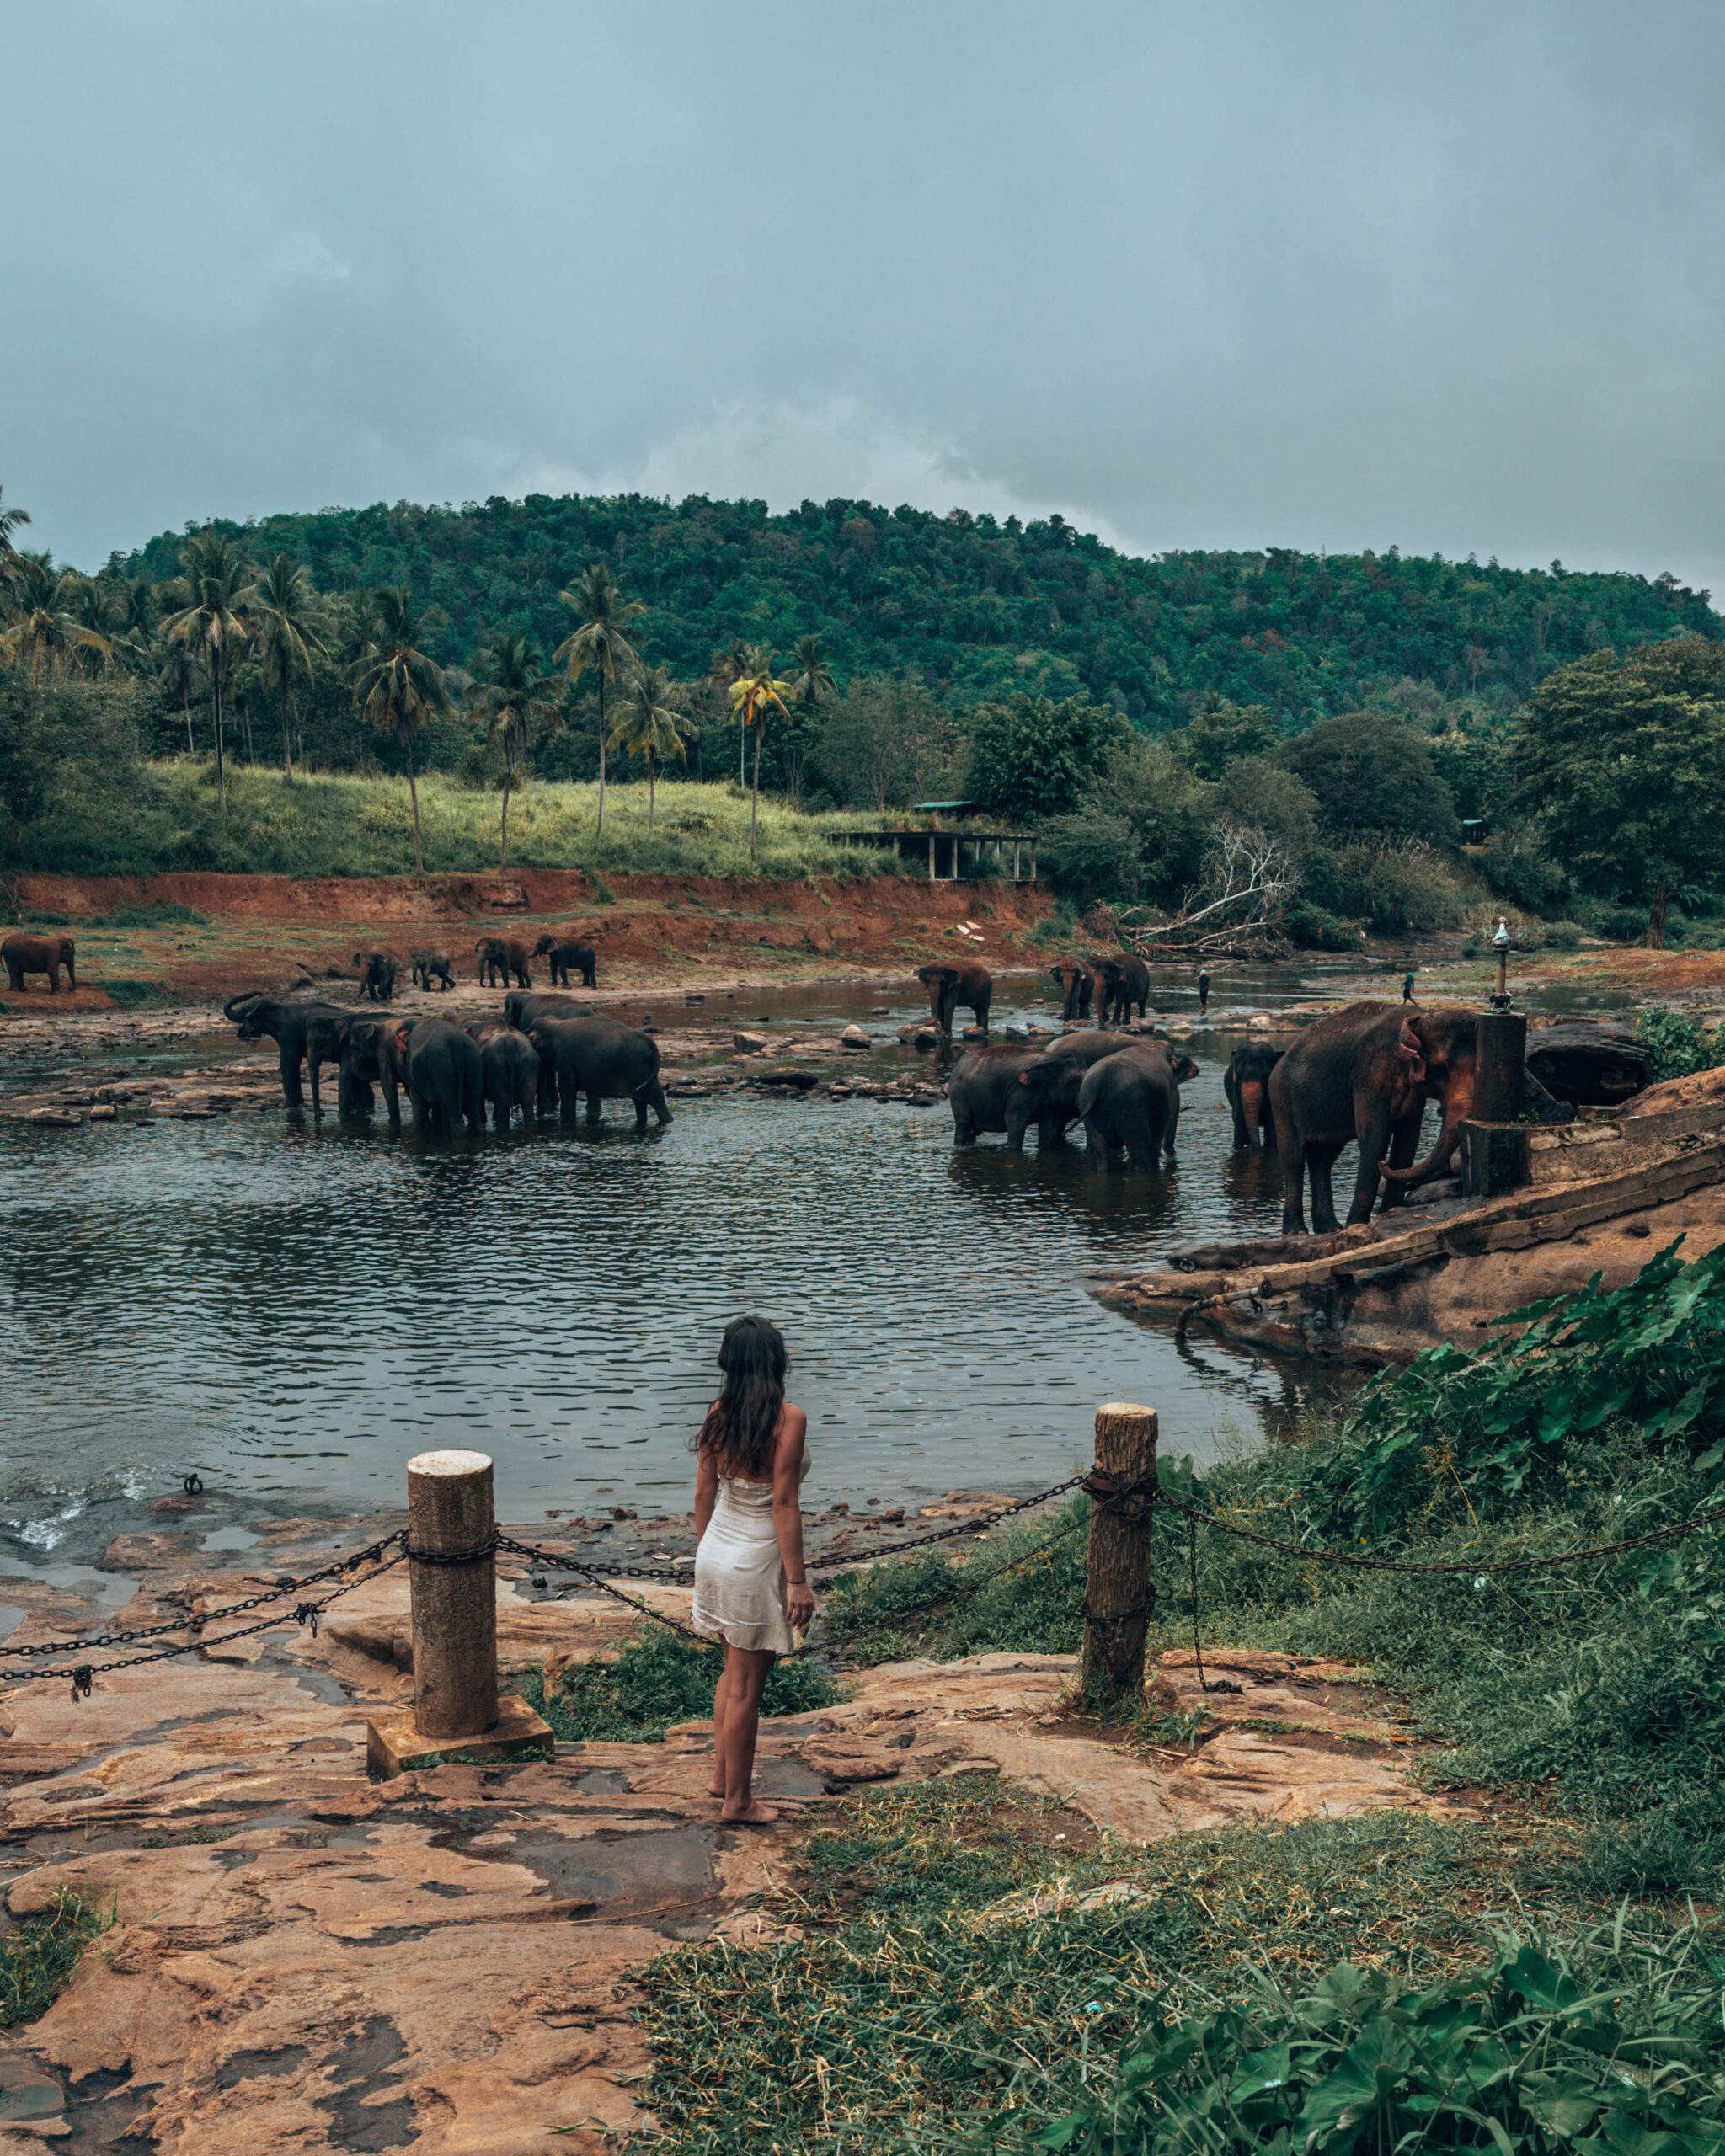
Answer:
1638;1006;1725;1086
1036;1919;1725;2153
514;1625;840;1742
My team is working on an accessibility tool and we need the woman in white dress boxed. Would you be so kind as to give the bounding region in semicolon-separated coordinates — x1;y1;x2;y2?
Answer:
691;1315;815;1824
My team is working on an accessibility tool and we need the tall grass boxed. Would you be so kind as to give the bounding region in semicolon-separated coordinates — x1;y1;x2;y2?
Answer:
19;760;895;881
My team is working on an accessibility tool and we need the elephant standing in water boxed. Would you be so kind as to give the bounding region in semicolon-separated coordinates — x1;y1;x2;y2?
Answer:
1089;952;1151;1025
1011;1029;1124;1146
225;993;354;1113
532;934;597;988
947;1043;1064;1149
3;933;77;993
1224;1043;1284;1150
1268;1001;1480;1235
528;1014;672;1130
1078;1040;1199;1170
917;960;992;1038
382;1017;486;1136
467;1018;541;1129
1049;963;1093;1022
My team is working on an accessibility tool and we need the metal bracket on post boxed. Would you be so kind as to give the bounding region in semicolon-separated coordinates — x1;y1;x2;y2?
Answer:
364;1449;553;1778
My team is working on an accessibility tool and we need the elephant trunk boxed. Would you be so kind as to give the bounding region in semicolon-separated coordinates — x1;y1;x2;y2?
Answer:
1379;1075;1475;1189
223;991;261;1022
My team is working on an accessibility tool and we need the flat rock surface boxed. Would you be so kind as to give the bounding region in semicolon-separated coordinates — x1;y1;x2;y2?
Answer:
2;1577;1443;2153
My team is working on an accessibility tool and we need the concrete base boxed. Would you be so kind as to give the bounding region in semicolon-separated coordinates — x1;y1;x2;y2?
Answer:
1461;1118;1530;1199
366;1692;554;1780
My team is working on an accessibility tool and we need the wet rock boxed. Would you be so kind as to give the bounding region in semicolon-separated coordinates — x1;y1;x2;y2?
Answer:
752;1067;820;1093
27;1108;82;1128
733;1030;771;1052
839;1024;871;1049
960;1025;987;1042
869;1003;892;1014
88;1103;117;1121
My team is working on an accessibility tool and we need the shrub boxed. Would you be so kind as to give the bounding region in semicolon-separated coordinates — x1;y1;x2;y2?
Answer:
1284;899;1358;951
1638;1006;1725;1086
1482;821;1574;913
1334;838;1466;935
2;1892;111;2027
515;1625;841;1742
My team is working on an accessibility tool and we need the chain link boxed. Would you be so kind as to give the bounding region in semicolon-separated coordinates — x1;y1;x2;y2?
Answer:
0;1531;409;1662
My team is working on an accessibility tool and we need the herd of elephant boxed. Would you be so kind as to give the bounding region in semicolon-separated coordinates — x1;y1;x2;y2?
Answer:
222;987;670;1138
353;933;599;1001
948;960;1485;1238
216;939;1485;1239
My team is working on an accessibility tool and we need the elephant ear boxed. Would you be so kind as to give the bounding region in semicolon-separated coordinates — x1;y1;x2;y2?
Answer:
1397;1019;1427;1085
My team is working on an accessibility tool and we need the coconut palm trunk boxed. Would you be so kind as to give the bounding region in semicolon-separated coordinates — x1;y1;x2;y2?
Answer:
184;696;195;755
280;676;294;781
648;749;657;828
404;732;425;874
499;771;512;871
212;656;227;809
750;719;764;861
596;677;607;835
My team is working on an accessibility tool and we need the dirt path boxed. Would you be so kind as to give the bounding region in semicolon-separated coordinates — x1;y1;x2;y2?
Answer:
0;1566;1455;2153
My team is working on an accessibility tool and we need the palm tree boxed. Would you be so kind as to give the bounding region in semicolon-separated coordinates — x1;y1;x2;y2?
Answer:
114;578;158;675
350;587;448;874
0;554;114;679
158;636;200;754
609;662;692;829
789;632;836;711
0;486;29;590
474;631;555;869
254;556;325;782
710;634;754;783
160;532;258;809
553;563;644;835
728;648;794;862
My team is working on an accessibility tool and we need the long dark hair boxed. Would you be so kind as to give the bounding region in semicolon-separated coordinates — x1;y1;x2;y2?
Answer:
695;1315;788;1481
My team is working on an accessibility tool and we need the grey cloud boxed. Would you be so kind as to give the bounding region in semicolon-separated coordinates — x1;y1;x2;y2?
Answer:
5;0;1723;599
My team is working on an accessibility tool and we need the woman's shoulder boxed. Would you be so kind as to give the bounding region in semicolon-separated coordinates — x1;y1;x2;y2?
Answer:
780;1401;808;1437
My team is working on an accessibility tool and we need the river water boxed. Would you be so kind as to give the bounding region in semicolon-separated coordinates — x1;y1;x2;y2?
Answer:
0;962;1608;1578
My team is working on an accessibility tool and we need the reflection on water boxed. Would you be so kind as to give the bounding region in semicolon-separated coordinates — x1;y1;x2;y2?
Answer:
0;1009;1361;1565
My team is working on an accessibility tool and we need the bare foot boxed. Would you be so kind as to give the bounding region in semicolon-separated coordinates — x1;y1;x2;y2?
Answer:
719;1800;779;1826
706;1780;726;1799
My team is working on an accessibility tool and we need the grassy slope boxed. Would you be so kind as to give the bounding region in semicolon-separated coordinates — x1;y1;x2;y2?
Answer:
18;762;902;880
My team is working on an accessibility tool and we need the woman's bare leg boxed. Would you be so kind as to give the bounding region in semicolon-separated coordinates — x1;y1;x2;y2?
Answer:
718;1646;777;1822
708;1655;733;1796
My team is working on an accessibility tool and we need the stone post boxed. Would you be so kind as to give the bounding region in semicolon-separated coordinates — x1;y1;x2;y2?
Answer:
364;1449;553;1778
1081;1403;1158;1707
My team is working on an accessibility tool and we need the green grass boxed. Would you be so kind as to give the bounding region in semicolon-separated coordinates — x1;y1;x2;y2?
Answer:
512;1623;841;1742
1;1892;111;2028
17;760;913;880
637;1782;1717;2153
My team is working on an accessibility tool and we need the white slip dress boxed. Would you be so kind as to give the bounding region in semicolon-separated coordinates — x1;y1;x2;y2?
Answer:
692;1454;809;1655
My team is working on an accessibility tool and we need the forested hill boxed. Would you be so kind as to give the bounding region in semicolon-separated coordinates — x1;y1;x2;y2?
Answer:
120;494;1718;728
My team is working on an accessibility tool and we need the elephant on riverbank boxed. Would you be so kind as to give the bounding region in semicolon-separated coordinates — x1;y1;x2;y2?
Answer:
917;960;992;1038
532;934;597;989
1049;963;1093;1022
528;1014;671;1130
467;1018;541;1129
475;936;532;989
1078;1040;1200;1170
948;1043;1060;1149
410;948;455;991
1224;1043;1284;1150
225;993;354;1113
382;1016;484;1136
3;933;77;993
1011;1029;1126;1146
1268;1001;1481;1235
354;949;397;1001
1090;952;1150;1026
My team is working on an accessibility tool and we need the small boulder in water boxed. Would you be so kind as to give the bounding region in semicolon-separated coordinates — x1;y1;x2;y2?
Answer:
840;1023;871;1049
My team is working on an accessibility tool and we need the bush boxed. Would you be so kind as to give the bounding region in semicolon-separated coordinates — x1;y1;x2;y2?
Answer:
1333;838;1466;935
1638;1006;1725;1086
1481;821;1573;913
1284;899;1358;951
515;1625;841;1743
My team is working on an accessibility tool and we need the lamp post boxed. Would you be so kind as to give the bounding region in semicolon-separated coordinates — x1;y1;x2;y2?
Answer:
1491;919;1512;1010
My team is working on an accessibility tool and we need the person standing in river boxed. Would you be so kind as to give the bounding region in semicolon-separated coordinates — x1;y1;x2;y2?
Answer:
1402;968;1416;1003
691;1315;814;1824
1197;968;1211;1014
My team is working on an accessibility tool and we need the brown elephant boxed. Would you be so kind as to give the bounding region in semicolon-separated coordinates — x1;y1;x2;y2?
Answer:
1077;1040;1199;1170
1223;1043;1284;1150
917;960;992;1038
3;932;77;993
531;934;597;989
1089;952;1150;1025
410;947;456;991
354;949;397;1001
1268;1001;1481;1235
1049;963;1093;1022
475;935;533;990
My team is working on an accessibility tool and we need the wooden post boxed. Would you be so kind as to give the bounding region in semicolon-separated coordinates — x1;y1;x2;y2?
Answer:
364;1449;553;1777
1081;1403;1157;1706
927;831;937;883
1012;838;1022;882
409;1448;499;1738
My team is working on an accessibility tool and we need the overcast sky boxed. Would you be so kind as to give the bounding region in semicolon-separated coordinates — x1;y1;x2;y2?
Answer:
7;2;1724;595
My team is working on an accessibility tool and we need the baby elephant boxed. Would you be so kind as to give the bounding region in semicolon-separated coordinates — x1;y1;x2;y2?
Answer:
466;1017;541;1129
2;932;77;993
355;949;397;1001
1224;1043;1284;1150
531;934;597;989
474;935;533;990
410;947;456;991
1078;1040;1200;1171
